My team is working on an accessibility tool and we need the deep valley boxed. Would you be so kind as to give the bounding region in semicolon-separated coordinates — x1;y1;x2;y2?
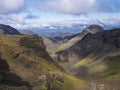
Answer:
0;24;120;90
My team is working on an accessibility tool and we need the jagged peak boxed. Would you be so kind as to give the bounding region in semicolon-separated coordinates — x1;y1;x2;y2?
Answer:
84;24;104;34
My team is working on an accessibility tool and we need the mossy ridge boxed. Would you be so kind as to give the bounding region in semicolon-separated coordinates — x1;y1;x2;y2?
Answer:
72;55;95;69
91;54;120;81
71;52;120;81
47;37;80;54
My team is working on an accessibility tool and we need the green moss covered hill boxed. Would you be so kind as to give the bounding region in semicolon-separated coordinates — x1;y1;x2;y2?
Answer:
0;35;88;90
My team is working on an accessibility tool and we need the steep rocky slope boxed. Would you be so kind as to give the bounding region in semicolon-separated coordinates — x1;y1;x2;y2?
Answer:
56;29;120;90
0;24;21;35
0;35;88;90
56;29;120;89
56;29;120;62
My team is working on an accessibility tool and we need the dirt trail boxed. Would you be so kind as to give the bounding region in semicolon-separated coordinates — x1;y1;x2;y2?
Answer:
88;80;106;90
88;80;120;90
89;81;97;90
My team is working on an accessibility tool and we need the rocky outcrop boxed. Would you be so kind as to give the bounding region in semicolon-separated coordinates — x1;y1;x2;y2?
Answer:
19;37;52;61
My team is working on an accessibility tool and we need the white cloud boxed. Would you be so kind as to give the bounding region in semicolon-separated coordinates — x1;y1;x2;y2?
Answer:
39;0;97;14
38;0;120;15
0;0;25;14
11;16;120;30
0;14;25;25
11;14;25;24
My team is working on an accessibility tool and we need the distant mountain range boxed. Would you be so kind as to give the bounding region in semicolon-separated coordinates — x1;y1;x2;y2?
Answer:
46;25;104;54
20;30;38;36
17;20;120;37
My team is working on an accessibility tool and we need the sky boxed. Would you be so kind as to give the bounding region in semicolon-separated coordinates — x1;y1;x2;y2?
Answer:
0;0;120;29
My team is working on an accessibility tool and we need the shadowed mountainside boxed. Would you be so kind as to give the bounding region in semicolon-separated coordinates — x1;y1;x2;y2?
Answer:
0;24;21;35
55;29;120;89
56;29;120;62
56;29;120;77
